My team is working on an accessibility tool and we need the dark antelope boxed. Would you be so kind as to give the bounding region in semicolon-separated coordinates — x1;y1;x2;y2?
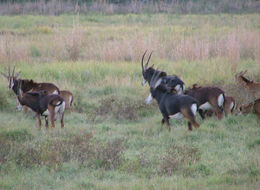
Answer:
60;90;74;111
1;65;60;110
185;84;225;120
141;51;185;104
235;70;260;98
239;98;260;121
17;80;65;129
147;71;200;131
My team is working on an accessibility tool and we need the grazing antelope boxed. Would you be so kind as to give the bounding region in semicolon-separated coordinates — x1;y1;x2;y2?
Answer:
16;80;65;129
1;65;60;110
185;84;225;120
239;98;260;121
141;51;185;104
60;90;74;111
147;71;200;131
235;70;260;98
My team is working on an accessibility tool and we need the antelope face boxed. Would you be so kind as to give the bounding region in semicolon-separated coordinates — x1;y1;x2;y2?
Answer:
238;104;252;115
1;65;21;90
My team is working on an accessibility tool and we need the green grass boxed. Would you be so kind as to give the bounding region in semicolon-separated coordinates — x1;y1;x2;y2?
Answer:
0;14;259;190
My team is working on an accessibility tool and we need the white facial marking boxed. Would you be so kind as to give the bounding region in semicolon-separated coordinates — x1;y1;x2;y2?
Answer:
154;78;162;88
218;94;224;107
142;79;147;86
169;112;183;119
191;104;197;116
53;90;58;95
199;102;212;110
145;93;153;104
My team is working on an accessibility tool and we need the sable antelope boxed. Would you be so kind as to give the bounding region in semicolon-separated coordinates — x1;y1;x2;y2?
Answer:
185;84;225;120
147;71;200;131
1;65;60;110
16;80;65;129
141;51;185;104
60;90;74;111
235;70;260;98
239;98;260;121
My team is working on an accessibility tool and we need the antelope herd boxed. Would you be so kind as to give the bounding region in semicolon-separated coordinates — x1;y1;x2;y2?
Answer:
1;51;260;130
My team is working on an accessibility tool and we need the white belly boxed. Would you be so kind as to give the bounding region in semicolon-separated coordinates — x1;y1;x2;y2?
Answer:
199;102;212;110
169;112;183;119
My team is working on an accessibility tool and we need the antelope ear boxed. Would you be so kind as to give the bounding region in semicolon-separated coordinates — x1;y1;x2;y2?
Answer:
1;72;8;79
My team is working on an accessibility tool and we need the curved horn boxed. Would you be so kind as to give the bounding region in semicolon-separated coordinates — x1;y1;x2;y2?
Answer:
145;51;153;70
8;65;10;77
12;65;15;78
141;50;147;73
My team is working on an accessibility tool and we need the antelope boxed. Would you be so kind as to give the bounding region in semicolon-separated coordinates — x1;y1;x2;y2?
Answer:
141;51;185;104
235;70;260;98
205;96;236;117
16;80;65;129
184;84;225;120
147;71;200;131
60;90;74;111
239;98;260;121
1;65;60;110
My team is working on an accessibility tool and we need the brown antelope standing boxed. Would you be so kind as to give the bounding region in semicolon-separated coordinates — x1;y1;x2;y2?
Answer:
235;70;260;99
16;80;65;129
1;65;60;110
239;98;260;121
60;90;74;111
185;84;225;120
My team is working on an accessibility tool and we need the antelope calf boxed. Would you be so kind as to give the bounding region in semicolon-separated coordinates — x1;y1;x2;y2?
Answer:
60;90;74;111
185;84;225;120
224;96;236;115
235;70;260;98
141;51;185;104
17;80;65;129
148;71;199;131
1;65;60;110
239;98;260;120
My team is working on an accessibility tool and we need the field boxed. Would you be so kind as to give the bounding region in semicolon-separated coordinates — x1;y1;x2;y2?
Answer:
0;14;260;190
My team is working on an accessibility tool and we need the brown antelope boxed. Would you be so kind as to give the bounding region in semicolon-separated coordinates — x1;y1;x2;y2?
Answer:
239;98;260;121
1;65;60;110
60;90;74;111
205;96;235;117
185;84;225;120
235;70;260;98
16;80;65;129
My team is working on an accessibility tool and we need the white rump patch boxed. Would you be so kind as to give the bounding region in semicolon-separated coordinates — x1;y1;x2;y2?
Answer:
229;101;234;111
69;96;72;104
42;109;50;116
54;102;65;120
169;112;183;119
56;101;61;106
191;104;197;116
218;94;224;107
53;90;58;95
199;102;212;110
175;84;180;92
145;93;153;104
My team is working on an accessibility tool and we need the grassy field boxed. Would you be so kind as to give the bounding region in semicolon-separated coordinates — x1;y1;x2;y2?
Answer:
0;14;260;190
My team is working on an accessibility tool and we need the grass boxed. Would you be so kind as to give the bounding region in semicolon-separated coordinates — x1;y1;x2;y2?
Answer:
0;14;259;190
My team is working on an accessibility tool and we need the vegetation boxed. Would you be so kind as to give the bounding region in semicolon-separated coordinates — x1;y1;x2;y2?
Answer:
0;14;259;190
